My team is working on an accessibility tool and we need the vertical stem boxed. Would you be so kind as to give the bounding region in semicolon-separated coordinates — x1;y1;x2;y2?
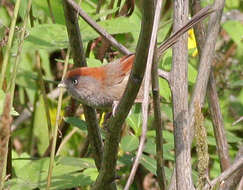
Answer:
0;0;21;89
0;94;11;190
171;0;194;189
35;51;52;141
46;48;70;190
63;0;104;170
46;0;56;23
8;0;33;106
191;0;230;171
152;50;167;189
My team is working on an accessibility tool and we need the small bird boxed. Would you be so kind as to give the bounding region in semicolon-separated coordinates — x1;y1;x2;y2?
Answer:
58;6;213;110
58;54;141;110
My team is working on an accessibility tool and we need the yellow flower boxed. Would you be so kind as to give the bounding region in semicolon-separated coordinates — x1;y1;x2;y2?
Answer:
188;28;198;57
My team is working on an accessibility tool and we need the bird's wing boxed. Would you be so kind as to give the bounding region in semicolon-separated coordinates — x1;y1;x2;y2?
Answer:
103;54;135;86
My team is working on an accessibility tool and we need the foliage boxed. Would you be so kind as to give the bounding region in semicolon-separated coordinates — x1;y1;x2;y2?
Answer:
0;0;242;189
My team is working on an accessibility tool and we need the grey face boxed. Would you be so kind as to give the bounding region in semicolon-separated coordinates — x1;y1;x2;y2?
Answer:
62;76;83;101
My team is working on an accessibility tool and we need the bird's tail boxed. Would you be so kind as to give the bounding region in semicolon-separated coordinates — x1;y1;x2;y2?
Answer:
157;6;214;58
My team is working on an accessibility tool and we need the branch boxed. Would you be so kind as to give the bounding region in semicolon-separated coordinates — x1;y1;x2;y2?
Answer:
203;155;243;190
191;0;230;171
91;0;155;189
66;0;131;55
170;0;194;189
0;94;11;190
221;145;243;190
188;0;225;143
158;69;170;82
153;52;167;189
124;1;163;189
62;0;103;170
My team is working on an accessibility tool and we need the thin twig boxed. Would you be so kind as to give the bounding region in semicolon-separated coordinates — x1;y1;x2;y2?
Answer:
222;145;243;189
56;127;79;156
152;51;167;189
0;0;21;89
191;0;230;171
46;0;56;23
8;0;32;105
66;0;131;55
124;1;163;189
188;0;225;143
35;51;52;141
158;69;170;82
233;116;243;126
46;48;70;190
202;156;243;190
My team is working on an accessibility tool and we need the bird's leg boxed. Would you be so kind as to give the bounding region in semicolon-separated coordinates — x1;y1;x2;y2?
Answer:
112;101;119;116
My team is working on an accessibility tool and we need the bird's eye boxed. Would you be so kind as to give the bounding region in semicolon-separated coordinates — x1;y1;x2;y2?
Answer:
72;79;78;85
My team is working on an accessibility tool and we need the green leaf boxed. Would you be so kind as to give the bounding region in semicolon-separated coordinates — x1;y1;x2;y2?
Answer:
222;21;243;46
58;157;96;169
126;107;142;135
86;57;102;67
226;131;242;143
82;168;99;181
0;90;19;116
231;80;243;88
33;0;65;24
24;24;68;51
33;97;49;155
0;7;10;26
120;135;139;152
141;154;157;175
188;63;197;84
140;154;172;179
225;0;240;8
64;117;87;131
24;16;138;51
9;155;96;190
159;78;171;102
144;138;156;155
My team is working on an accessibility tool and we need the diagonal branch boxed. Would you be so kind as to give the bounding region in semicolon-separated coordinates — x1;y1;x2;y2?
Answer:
188;0;225;143
91;0;155;189
66;0;131;55
191;0;230;172
203;155;243;190
124;1;163;189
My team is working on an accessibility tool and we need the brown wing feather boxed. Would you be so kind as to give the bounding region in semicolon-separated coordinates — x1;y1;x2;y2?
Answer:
103;54;135;86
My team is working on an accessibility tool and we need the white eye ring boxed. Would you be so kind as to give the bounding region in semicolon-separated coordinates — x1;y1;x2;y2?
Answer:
72;79;78;85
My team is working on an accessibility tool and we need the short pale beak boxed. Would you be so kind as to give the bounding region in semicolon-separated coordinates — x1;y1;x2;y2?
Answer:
58;80;66;88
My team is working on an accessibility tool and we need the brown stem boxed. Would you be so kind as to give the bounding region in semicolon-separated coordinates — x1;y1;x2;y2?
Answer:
62;0;104;171
170;0;194;189
191;0;230;171
188;0;225;143
91;0;155;189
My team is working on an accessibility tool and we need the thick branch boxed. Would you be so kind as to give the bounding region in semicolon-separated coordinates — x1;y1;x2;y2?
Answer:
124;1;163;189
62;0;103;170
91;0;155;189
171;0;194;189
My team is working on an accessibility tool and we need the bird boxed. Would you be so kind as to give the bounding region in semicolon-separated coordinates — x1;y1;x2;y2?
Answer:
58;6;214;111
58;54;141;110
